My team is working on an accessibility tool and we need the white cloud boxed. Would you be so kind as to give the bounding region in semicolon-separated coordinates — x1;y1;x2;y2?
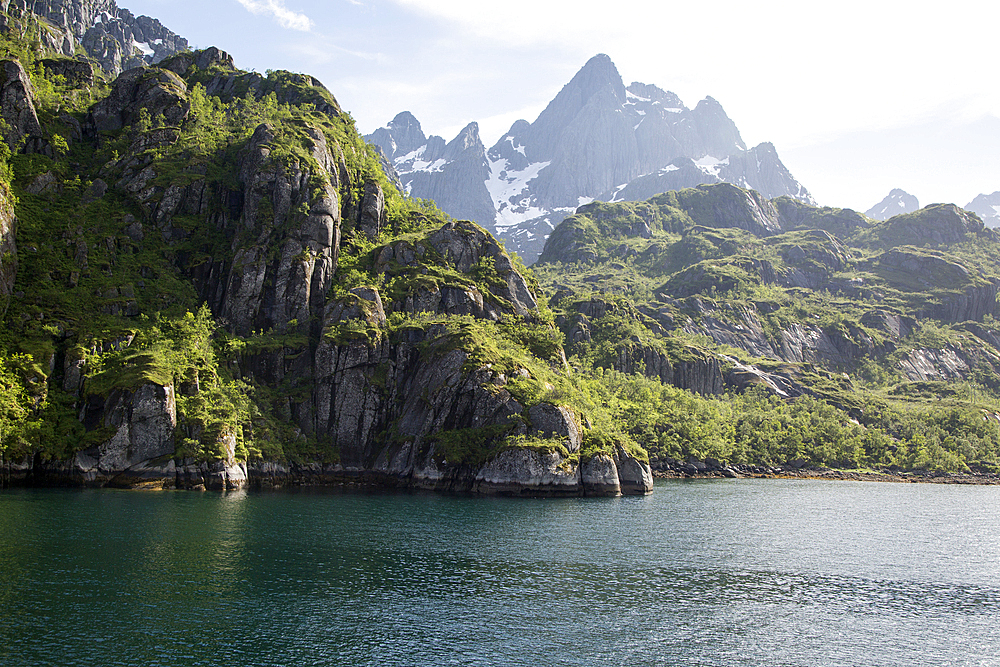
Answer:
388;0;1000;150
235;0;313;31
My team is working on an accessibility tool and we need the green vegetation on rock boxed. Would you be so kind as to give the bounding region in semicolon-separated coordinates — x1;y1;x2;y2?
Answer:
1;2;999;491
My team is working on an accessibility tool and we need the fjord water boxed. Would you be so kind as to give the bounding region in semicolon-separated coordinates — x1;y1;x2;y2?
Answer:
2;480;999;666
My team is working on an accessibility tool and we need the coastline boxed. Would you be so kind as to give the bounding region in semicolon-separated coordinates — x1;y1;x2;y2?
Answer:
653;465;1000;485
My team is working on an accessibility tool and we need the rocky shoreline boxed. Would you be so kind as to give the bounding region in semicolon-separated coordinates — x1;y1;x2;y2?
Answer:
0;443;656;497
653;462;1000;485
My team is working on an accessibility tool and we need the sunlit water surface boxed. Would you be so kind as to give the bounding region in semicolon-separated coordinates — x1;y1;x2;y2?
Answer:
2;479;999;666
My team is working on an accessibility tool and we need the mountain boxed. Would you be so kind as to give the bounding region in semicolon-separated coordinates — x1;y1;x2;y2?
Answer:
0;2;655;496
865;188;919;220
534;184;1000;473
1;0;187;74
368;54;812;263
965;191;1000;228
368;112;495;224
1;1;998;494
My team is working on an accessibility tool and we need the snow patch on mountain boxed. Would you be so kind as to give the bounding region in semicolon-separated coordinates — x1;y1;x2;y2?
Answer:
696;156;729;178
488;158;552;231
132;39;154;57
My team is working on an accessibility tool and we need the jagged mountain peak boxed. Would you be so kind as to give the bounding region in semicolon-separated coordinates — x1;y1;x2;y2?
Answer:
449;121;481;148
390;110;421;130
367;53;811;263
865;188;919;221
524;53;627;160
366;110;427;160
387;110;427;155
442;121;485;161
571;53;625;95
544;53;627;114
964;191;1000;229
691;96;746;156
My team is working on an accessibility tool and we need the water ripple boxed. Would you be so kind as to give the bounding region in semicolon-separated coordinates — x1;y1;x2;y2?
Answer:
1;482;999;666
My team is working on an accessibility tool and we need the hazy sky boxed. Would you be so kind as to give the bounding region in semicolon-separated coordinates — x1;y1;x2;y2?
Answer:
123;0;1000;212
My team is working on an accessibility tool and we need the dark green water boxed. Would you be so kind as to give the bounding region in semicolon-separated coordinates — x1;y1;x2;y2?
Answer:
2;479;999;666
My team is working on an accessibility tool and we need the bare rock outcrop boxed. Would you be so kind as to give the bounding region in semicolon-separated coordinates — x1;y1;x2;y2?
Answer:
899;348;970;382
75;382;177;487
474;447;581;496
0;59;42;150
40;58;94;87
87;66;190;134
528;403;580;452
614;445;654;495
612;342;726;396
581;454;620;496
221;123;341;336
0;184;15;308
428;221;537;315
374;220;538;320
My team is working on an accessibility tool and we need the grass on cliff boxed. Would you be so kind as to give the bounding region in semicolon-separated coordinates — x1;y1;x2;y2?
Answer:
4;14;1000;480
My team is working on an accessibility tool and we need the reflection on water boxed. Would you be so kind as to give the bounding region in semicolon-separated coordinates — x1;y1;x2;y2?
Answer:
1;480;999;666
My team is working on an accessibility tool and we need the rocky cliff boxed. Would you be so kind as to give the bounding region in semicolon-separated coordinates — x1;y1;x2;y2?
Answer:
1;2;998;485
0;21;652;496
0;0;186;75
368;54;812;264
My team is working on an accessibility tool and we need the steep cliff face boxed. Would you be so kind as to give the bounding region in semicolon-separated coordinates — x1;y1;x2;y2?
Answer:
215;123;342;337
0;180;14;309
0;38;653;496
0;59;42;150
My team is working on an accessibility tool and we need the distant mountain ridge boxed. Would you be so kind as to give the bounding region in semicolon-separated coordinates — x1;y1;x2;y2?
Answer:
965;191;1000;229
368;54;813;263
865;188;1000;229
866;189;920;220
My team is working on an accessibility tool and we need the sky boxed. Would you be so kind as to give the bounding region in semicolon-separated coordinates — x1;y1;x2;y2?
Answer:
122;0;1000;213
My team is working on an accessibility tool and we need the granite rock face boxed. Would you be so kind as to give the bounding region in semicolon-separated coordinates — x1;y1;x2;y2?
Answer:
367;54;812;263
216;123;341;337
40;58;95;86
474;448;582;496
0;59;43;151
87;66;190;134
73;382;177;487
1;0;187;75
614;445;654;495
0;182;15;308
581;454;621;496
